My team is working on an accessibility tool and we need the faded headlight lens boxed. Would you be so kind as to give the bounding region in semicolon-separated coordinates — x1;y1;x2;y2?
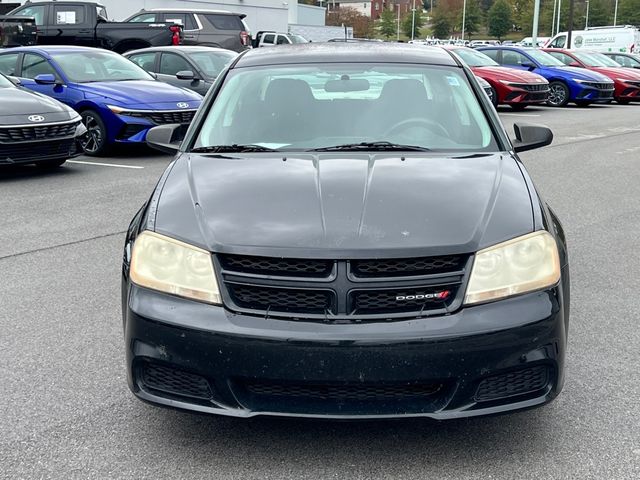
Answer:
130;231;221;304
464;231;561;305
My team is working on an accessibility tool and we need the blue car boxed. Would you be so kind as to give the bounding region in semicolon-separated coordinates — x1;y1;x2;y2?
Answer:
477;46;615;107
0;46;202;155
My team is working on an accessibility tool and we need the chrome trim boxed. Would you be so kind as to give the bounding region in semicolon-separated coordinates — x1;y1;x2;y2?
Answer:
0;118;81;129
116;109;198;114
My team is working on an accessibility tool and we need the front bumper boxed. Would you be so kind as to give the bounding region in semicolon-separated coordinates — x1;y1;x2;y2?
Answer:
574;85;615;103
123;269;569;420
107;109;198;144
500;86;549;105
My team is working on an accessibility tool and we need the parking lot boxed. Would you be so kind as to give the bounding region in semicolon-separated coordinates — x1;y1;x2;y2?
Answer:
1;103;639;478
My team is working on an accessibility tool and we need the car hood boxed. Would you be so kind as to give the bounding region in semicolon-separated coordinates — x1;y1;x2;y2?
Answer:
547;65;612;82
78;80;202;109
589;66;640;80
153;153;534;258
0;86;78;124
473;66;548;83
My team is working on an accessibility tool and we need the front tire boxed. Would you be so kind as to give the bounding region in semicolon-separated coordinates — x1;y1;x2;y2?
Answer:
547;81;570;107
80;110;108;156
489;86;498;107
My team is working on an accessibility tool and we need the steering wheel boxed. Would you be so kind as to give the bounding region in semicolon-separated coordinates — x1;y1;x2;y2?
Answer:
382;117;449;139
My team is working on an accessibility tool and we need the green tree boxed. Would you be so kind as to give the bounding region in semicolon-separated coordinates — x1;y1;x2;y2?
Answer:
431;8;451;38
617;0;640;26
488;0;512;41
379;8;397;39
463;0;483;38
402;8;425;38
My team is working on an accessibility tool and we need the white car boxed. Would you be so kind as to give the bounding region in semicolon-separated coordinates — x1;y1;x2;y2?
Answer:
545;26;639;53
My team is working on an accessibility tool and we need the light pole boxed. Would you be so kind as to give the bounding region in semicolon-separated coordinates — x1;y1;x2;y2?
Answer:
461;0;466;41
396;4;400;41
556;0;562;35
585;0;589;29
411;0;416;41
614;0;618;26
551;0;557;36
532;0;541;46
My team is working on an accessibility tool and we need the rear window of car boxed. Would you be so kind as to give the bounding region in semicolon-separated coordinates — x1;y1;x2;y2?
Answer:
204;14;243;31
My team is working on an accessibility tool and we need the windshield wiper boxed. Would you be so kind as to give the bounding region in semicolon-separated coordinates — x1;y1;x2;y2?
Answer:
309;141;431;152
191;144;279;153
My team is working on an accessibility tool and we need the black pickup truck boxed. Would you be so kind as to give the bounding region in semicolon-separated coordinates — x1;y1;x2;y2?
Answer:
0;15;37;47
4;1;182;53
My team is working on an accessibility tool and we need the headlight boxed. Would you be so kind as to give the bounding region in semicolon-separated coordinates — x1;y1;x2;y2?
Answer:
464;231;561;305
130;231;221;304
107;105;126;114
572;79;587;83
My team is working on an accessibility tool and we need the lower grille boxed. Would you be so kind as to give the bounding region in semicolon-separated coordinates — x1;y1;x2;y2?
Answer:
0;121;79;142
475;366;549;402
351;287;454;315
125;110;197;125
527;92;549;101
0;138;76;163
243;380;443;402
228;284;335;315
140;363;212;400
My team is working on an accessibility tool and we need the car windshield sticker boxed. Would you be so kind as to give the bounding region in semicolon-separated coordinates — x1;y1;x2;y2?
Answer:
447;76;460;86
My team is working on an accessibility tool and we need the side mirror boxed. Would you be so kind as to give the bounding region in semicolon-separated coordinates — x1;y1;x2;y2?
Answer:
8;76;21;86
176;70;195;81
34;73;56;85
521;62;536;71
569;61;582;67
512;123;553;153
146;124;183;154
147;71;158;79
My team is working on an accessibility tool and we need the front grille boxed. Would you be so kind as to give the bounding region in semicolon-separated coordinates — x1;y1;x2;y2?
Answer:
219;254;333;277
125;110;197;125
227;284;335;315
351;287;455;315
118;123;147;139
219;254;470;321
510;83;549;92
583;82;614;90
243;380;443;402
624;81;640;87
140;363;212;400
527;92;549;101
475;366;549;402
0;138;76;163
0;121;79;143
351;255;464;278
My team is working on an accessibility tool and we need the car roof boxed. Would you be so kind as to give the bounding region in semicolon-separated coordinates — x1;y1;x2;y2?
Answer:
139;8;241;16
125;46;236;54
0;45;115;55
235;43;459;68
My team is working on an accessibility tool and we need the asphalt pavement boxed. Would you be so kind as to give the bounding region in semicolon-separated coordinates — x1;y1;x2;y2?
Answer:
1;105;640;479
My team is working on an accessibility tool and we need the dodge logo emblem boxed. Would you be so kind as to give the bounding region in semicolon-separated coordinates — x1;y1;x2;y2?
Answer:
28;115;45;122
396;291;451;302
177;102;189;108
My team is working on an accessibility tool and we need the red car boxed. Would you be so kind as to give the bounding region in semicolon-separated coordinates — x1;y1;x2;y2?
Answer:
543;48;640;104
447;46;549;110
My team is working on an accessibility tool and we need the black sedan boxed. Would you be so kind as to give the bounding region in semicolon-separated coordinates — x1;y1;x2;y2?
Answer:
122;43;570;420
0;73;85;168
124;46;237;96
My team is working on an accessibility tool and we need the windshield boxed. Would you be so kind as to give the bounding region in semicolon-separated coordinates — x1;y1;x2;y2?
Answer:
0;73;14;88
454;48;498;67
525;49;565;66
289;34;308;44
51;51;153;83
189;51;237;77
573;52;621;67
194;63;497;152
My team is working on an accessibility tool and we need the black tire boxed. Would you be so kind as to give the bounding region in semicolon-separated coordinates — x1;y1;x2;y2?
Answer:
489;86;498;107
35;159;66;168
575;100;592;107
617;98;630;105
547;81;570;107
80;110;109;156
510;103;528;111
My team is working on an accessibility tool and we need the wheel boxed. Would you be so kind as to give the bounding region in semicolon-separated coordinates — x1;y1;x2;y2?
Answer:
35;159;66;168
80;110;108;156
547;81;570;107
489;86;498;107
575;100;592;107
617;98;630;105
509;103;527;111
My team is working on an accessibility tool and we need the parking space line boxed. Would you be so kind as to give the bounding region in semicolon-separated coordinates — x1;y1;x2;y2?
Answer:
500;113;541;117
68;160;144;169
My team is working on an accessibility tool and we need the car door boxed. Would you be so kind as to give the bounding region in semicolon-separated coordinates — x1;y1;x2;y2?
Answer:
158;52;199;91
200;14;243;50
18;53;68;103
50;3;94;47
127;51;159;75
0;52;20;77
276;35;291;45
261;33;276;47
500;50;536;72
160;12;199;45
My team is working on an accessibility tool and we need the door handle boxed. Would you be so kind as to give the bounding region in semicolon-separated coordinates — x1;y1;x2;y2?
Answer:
184;35;196;39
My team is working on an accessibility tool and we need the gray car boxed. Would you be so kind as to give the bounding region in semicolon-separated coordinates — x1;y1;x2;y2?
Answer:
124;8;251;52
125;46;237;96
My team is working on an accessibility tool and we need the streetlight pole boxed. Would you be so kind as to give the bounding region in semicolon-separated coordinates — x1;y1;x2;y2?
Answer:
411;0;416;41
556;0;562;36
613;0;618;26
461;0;466;42
585;0;589;29
551;0;557;37
396;4;400;41
532;0;541;46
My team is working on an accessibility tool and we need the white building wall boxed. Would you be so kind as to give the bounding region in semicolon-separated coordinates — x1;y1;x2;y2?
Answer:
294;4;325;26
